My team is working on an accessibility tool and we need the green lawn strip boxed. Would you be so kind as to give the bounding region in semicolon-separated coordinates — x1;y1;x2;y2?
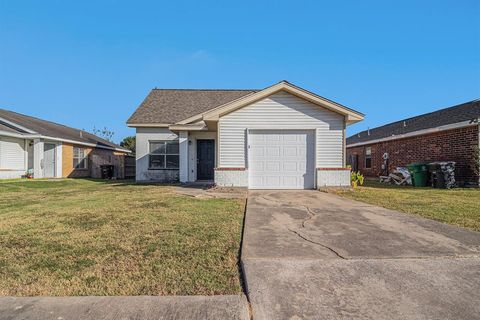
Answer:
327;180;480;231
0;179;244;296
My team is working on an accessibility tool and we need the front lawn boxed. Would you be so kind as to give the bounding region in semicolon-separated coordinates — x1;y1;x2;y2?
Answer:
0;179;245;296
327;180;480;231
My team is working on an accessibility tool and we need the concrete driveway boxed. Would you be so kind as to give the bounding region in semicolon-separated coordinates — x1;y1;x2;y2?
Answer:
241;190;480;320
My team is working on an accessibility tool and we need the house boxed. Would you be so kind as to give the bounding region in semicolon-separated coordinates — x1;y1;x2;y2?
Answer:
0;109;131;179
346;99;480;186
127;81;364;189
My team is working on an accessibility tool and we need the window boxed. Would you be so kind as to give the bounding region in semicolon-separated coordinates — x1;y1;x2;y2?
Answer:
149;141;179;169
365;147;372;169
73;147;88;169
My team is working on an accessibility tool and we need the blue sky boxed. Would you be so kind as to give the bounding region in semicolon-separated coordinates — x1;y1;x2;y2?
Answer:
1;0;479;143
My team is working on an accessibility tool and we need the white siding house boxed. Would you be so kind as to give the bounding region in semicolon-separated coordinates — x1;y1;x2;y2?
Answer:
0;109;131;180
128;81;364;189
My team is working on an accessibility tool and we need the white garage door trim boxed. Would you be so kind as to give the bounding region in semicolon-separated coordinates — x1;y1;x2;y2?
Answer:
248;129;315;189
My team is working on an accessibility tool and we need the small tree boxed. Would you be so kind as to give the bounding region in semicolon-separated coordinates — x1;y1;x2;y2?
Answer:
92;126;115;142
120;136;136;153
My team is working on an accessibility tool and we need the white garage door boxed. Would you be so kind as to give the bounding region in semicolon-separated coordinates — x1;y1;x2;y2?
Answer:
248;130;315;189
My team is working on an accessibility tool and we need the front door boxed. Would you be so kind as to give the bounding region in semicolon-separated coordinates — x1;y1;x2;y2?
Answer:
197;139;215;180
43;143;56;178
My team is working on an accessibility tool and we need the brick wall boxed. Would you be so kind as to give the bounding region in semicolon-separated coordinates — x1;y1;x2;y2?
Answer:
346;125;479;185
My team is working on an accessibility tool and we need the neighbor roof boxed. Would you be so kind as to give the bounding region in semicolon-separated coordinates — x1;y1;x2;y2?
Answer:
0;109;130;152
127;89;258;124
347;99;480;146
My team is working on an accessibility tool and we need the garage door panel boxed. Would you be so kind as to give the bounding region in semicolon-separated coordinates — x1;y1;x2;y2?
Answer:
283;161;298;172
251;146;264;157
248;130;315;189
283;147;298;157
266;147;281;157
250;161;264;171
266;161;281;171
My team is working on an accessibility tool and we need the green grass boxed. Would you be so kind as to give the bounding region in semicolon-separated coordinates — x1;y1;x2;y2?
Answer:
0;179;245;296
327;180;480;231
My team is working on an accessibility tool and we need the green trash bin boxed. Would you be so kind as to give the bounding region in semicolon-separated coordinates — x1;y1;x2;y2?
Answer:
407;163;428;187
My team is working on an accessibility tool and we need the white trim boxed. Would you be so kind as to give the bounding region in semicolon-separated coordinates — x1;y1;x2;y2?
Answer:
0;130;38;139
347;120;479;148
41;136;131;153
0;117;37;134
179;131;189;183
0;130;130;153
127;123;170;128
169;123;207;131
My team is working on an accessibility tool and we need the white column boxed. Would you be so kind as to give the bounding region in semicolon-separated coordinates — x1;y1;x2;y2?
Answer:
55;143;63;178
33;139;44;179
179;131;189;183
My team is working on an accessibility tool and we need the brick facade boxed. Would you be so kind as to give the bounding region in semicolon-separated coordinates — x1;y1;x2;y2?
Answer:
346;125;479;185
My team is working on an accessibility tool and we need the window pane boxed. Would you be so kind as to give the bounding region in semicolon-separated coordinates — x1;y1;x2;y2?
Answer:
79;158;86;169
166;155;179;168
166;141;179;154
150;142;165;154
73;158;79;168
365;157;372;169
365;147;371;156
149;155;165;168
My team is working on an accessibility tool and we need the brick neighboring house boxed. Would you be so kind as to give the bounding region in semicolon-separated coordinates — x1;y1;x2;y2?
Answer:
0;108;131;179
346;99;480;186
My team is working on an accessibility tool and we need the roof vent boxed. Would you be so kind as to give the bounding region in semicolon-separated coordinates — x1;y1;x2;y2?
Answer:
80;131;83;138
367;128;370;136
403;121;407;127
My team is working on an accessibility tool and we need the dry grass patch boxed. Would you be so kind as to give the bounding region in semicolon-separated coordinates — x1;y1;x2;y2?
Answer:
0;179;245;296
326;180;480;231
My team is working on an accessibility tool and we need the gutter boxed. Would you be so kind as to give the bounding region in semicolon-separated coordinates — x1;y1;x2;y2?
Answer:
0;130;131;153
347;119;479;148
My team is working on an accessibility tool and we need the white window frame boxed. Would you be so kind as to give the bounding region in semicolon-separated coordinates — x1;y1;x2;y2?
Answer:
149;140;179;170
73;146;88;169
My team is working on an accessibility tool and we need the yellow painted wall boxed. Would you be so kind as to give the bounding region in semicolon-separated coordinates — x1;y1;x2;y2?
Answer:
62;143;92;178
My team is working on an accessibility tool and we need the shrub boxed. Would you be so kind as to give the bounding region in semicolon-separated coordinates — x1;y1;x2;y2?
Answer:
351;171;364;188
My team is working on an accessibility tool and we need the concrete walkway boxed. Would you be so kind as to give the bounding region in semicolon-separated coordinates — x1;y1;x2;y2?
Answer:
0;295;249;320
242;190;480;320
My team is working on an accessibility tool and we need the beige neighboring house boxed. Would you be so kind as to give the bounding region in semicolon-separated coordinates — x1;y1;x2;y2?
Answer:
0;109;131;179
127;81;364;189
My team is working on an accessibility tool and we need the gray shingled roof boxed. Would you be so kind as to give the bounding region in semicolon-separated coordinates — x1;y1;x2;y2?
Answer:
127;89;258;124
0;109;129;152
347;99;480;145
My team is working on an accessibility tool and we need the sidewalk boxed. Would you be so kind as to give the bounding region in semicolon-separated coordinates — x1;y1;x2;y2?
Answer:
0;295;250;320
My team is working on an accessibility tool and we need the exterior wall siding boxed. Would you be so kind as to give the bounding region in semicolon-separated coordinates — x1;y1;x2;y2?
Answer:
218;91;345;168
135;127;179;182
0;136;26;170
0;136;27;179
346;125;479;185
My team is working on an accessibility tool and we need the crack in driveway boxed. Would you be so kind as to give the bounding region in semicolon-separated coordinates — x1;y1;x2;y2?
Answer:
287;228;347;259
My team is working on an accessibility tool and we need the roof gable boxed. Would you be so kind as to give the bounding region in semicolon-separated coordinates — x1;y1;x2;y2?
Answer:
200;81;364;124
